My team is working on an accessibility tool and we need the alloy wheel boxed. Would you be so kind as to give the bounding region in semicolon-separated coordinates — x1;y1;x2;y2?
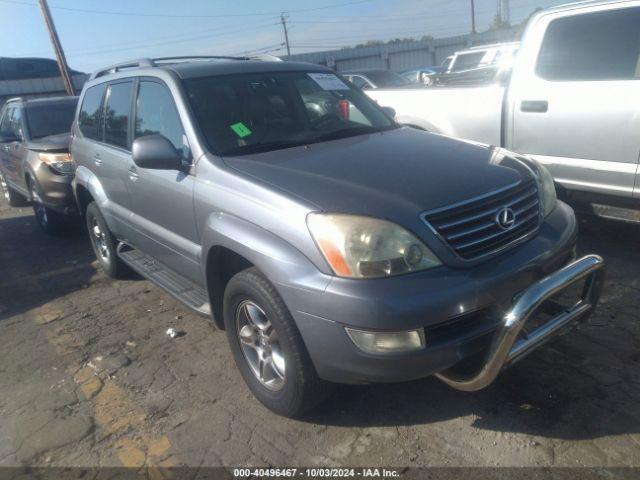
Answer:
31;184;48;228
236;300;286;391
0;172;9;202
90;217;110;262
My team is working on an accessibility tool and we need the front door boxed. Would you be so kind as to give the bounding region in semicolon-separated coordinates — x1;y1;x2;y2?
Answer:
508;4;640;198
1;107;27;189
125;79;199;283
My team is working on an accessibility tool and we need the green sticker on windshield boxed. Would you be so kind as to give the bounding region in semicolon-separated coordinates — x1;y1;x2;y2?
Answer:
230;122;252;138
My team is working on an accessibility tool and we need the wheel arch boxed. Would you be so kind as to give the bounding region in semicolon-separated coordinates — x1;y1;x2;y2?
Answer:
202;213;331;330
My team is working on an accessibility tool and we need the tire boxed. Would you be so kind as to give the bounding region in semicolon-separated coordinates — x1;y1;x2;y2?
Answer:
223;268;331;417
85;202;130;279
29;179;69;235
0;170;28;207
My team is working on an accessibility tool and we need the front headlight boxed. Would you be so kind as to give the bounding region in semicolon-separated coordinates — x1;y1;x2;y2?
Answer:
527;158;557;217
490;148;557;217
307;213;441;278
38;152;74;175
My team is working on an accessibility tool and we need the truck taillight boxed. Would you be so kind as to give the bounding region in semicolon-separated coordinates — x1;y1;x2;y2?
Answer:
337;100;349;120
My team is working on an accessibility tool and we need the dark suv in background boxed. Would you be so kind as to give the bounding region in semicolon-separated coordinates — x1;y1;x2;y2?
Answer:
72;57;604;417
0;96;78;233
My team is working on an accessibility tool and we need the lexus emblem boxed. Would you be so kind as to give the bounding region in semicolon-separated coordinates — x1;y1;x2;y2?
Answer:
495;207;516;230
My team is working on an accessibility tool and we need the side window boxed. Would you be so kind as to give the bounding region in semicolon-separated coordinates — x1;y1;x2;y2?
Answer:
104;81;133;149
0;107;13;133
135;81;186;155
78;84;106;141
351;76;368;89
8;108;24;139
536;7;640;81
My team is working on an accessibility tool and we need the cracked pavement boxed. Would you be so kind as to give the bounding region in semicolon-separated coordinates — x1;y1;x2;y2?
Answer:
0;198;639;468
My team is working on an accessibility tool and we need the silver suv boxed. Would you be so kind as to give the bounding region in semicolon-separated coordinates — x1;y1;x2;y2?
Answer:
72;57;605;417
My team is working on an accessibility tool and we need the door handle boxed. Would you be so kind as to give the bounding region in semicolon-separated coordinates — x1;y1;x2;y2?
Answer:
521;100;548;113
93;153;102;165
128;165;139;181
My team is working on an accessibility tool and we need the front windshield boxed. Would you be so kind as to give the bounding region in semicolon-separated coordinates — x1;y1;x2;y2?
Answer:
184;71;396;156
25;101;77;139
363;70;410;87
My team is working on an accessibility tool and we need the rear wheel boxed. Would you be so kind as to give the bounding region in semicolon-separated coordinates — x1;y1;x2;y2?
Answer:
29;180;69;235
85;202;130;278
0;170;27;207
223;268;331;417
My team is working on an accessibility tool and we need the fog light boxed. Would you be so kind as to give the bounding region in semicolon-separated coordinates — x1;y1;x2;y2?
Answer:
345;328;425;354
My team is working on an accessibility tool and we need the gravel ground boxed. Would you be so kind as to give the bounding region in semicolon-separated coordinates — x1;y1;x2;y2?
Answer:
0;197;639;469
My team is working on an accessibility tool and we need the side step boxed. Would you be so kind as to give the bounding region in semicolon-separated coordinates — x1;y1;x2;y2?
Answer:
117;244;211;316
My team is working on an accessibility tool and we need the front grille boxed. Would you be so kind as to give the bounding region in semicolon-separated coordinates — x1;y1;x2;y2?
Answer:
422;179;541;261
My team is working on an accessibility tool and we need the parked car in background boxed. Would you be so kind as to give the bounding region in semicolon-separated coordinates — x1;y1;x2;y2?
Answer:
342;68;411;89
400;66;443;86
72;56;604;417
0;96;78;233
441;55;453;71
431;42;519;87
443;42;519;74
367;0;640;222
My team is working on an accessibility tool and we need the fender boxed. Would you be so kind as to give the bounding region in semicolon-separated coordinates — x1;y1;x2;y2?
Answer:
73;165;129;237
201;211;332;302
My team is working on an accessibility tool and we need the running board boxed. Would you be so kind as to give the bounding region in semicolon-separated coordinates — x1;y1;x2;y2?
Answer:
117;244;211;316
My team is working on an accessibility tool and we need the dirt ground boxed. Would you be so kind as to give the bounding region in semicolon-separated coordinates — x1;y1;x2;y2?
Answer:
0;196;639;470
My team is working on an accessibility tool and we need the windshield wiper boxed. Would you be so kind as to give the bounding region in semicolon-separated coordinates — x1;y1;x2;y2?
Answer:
309;125;396;143
224;140;309;156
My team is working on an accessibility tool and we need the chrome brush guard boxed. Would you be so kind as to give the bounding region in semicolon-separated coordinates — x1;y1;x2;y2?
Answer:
436;254;606;391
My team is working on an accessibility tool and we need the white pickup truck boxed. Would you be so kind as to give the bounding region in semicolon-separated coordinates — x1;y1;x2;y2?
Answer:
367;0;640;221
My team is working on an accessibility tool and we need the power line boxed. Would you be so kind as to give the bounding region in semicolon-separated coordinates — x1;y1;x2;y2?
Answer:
19;21;280;58
0;0;376;18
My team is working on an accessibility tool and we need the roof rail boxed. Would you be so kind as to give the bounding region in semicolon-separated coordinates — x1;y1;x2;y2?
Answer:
89;54;285;81
89;58;154;80
151;55;250;64
5;97;23;104
249;54;283;62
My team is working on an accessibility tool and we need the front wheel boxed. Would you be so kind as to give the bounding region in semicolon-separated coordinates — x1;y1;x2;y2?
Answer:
223;268;331;417
85;202;130;278
30;180;69;234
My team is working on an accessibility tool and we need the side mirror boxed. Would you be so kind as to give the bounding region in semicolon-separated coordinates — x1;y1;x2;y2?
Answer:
0;131;18;143
382;106;396;119
132;134;182;170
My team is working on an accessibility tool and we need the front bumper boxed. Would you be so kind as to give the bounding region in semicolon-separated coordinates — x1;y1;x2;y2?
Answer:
28;157;76;215
281;202;605;385
435;254;605;391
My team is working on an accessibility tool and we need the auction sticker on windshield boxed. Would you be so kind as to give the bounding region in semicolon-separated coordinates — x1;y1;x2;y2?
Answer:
308;73;350;90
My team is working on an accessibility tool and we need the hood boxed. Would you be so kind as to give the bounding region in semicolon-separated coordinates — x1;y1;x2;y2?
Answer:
223;127;532;234
26;133;70;152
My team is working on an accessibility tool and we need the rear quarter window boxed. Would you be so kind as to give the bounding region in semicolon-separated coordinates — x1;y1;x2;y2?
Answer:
78;84;106;141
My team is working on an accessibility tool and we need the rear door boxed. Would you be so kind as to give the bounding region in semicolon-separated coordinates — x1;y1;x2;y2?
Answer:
98;80;137;238
508;3;640;198
125;78;199;282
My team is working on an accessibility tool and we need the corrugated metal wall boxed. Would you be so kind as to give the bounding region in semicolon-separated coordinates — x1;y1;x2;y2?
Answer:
0;74;87;107
288;27;521;72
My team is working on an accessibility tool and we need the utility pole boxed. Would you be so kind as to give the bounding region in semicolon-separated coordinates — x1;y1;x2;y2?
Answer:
37;0;74;96
502;0;510;24
280;13;291;57
470;0;477;34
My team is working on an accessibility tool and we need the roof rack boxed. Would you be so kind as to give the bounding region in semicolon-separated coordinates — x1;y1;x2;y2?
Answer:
89;54;283;80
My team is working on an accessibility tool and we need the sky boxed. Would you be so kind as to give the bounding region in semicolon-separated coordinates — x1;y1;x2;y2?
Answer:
0;0;569;73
